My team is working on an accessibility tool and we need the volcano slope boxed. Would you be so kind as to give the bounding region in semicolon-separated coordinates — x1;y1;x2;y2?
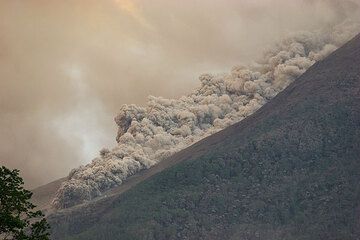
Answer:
49;33;360;240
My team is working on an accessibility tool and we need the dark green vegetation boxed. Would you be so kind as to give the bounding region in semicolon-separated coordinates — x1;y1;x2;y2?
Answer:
50;33;360;240
0;166;50;240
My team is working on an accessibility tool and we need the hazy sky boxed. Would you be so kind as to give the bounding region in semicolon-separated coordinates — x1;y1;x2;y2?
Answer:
0;0;358;188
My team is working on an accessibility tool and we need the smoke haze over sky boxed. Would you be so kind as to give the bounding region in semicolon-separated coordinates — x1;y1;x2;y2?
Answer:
0;0;359;188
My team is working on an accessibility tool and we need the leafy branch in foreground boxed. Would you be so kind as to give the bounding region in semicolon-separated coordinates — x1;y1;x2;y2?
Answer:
0;166;50;240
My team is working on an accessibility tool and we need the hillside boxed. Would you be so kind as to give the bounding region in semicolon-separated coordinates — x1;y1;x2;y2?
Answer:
48;33;360;240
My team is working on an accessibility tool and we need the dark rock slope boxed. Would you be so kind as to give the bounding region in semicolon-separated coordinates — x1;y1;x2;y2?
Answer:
50;33;360;240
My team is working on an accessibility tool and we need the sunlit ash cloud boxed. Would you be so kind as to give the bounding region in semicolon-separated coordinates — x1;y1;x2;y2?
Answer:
113;0;153;30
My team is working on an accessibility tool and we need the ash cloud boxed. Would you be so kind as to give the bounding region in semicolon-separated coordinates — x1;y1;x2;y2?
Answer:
52;19;360;208
0;0;359;190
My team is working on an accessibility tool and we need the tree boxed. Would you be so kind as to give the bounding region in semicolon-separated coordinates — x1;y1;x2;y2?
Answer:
0;166;50;240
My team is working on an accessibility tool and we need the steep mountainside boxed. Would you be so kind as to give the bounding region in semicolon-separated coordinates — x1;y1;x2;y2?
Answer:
49;33;360;240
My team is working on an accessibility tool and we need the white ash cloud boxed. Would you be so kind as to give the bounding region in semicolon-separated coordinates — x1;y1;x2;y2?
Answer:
52;20;360;209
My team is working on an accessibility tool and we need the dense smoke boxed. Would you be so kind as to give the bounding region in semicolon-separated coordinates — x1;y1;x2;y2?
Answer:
52;20;360;208
1;0;359;189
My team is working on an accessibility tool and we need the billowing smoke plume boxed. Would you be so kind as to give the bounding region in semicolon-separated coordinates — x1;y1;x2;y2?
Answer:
51;20;360;209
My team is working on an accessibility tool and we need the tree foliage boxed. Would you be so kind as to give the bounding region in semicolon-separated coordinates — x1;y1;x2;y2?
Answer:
0;166;50;240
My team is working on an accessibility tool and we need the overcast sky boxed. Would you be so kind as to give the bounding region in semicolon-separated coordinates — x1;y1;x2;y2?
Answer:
0;0;358;188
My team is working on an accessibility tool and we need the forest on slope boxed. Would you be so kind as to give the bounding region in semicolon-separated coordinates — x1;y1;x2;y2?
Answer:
49;33;360;240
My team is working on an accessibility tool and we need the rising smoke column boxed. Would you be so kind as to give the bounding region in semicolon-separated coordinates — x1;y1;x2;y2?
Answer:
52;20;360;209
